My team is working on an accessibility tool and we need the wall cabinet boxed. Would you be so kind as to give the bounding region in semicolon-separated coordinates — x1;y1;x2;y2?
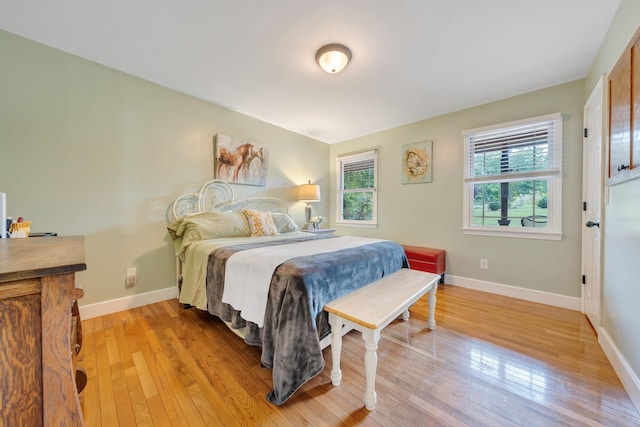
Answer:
0;236;86;426
608;26;640;184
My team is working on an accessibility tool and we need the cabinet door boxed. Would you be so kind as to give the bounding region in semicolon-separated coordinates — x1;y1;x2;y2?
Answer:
608;51;631;178
0;292;43;425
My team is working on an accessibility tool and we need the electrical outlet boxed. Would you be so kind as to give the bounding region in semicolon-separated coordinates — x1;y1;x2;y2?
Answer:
480;259;489;270
126;268;137;287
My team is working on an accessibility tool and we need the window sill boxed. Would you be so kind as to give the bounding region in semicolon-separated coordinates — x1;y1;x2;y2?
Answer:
463;227;562;240
336;222;378;229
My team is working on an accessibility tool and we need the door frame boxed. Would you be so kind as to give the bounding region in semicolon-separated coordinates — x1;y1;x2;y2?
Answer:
581;75;606;330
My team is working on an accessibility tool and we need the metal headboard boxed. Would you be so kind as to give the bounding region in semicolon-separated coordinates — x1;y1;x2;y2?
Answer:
168;179;289;224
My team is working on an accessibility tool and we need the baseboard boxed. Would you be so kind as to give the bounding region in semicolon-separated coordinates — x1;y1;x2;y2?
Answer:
79;287;177;320
79;276;580;320
598;328;640;413
447;274;581;311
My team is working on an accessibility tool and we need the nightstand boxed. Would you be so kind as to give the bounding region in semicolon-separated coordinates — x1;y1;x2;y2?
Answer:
306;228;336;236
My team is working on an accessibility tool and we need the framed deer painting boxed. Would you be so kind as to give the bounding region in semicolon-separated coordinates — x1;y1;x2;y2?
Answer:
214;134;269;186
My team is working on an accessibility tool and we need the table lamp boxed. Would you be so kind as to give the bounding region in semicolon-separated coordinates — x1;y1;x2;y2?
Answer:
298;180;321;225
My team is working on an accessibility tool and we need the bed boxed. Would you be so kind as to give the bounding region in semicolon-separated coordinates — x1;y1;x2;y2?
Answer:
167;180;408;405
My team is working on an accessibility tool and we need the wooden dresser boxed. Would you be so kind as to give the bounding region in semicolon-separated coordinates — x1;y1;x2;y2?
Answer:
0;236;86;426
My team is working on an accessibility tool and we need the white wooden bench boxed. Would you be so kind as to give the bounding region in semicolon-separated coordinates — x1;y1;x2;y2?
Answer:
324;268;439;410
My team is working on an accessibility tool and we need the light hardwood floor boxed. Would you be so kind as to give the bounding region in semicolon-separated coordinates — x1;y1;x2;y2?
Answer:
78;285;640;426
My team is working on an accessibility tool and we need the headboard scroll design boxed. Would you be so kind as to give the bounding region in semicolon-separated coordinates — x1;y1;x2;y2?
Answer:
169;179;289;224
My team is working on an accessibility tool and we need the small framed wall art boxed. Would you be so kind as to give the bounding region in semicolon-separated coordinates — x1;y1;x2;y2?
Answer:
214;134;269;186
401;140;432;184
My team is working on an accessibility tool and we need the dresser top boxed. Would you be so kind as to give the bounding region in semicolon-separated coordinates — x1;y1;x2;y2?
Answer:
0;236;86;283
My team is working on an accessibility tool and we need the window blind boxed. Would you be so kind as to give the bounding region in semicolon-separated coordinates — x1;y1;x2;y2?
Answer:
337;149;377;190
463;113;562;183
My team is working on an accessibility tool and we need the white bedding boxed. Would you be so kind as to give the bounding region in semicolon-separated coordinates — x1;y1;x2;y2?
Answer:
223;236;385;327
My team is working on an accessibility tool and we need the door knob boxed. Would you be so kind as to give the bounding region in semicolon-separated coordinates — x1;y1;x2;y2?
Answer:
585;221;600;228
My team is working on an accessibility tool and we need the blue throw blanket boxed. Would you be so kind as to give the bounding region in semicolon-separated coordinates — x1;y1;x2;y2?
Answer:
204;235;408;405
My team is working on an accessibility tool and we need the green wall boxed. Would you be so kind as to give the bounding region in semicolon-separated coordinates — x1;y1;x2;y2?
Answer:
0;30;330;305
330;80;586;298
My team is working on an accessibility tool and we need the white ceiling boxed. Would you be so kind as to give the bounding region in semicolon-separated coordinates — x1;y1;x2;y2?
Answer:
0;0;620;144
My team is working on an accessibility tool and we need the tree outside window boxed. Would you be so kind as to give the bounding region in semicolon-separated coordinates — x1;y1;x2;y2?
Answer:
336;150;377;226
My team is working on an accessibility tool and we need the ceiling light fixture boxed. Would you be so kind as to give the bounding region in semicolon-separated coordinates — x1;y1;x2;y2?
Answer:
316;44;352;74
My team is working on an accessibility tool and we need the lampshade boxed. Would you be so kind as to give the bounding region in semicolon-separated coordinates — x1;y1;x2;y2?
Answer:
298;181;321;202
316;44;351;74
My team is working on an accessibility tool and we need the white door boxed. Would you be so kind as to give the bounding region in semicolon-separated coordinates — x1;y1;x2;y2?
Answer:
581;76;604;330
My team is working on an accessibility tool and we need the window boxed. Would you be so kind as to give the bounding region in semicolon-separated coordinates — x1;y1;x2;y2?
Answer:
462;113;563;240
336;149;377;227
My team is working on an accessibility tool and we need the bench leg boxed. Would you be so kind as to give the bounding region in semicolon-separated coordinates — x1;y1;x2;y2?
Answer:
328;313;343;386
427;285;437;329
362;328;380;410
